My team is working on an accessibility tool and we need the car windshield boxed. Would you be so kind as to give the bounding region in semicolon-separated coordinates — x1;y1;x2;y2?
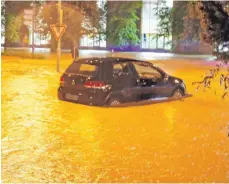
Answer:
66;62;99;77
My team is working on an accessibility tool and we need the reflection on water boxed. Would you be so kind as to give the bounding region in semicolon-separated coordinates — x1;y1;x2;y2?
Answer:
2;58;229;182
164;105;176;134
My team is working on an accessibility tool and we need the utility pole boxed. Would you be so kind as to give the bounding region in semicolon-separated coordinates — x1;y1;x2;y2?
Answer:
50;0;66;72
32;0;35;58
57;0;62;72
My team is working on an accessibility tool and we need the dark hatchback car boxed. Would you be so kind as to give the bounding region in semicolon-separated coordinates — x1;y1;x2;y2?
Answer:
58;57;187;106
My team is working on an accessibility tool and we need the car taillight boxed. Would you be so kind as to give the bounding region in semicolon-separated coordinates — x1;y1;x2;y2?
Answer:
84;81;105;89
60;76;64;84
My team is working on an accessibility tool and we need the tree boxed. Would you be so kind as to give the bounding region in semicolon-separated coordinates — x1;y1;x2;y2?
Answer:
1;0;5;39
37;1;99;53
153;0;172;49
192;1;229;99
93;0;107;47
171;1;188;51
182;2;202;42
5;14;23;43
199;1;229;48
107;1;142;48
3;1;31;47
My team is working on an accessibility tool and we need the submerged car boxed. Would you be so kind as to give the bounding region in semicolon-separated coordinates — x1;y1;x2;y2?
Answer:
58;57;187;106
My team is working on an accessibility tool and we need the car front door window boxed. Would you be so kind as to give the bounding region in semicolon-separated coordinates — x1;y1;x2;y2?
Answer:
132;62;162;81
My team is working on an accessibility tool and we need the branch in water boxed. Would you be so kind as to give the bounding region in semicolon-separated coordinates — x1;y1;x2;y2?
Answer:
192;64;229;99
222;92;228;99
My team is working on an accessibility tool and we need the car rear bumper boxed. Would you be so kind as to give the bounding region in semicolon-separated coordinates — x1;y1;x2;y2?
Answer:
58;87;108;106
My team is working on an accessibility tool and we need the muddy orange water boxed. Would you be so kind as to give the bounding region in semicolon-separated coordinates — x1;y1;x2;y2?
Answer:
2;54;229;182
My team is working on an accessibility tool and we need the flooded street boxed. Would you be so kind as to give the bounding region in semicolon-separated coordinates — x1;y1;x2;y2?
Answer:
2;54;229;182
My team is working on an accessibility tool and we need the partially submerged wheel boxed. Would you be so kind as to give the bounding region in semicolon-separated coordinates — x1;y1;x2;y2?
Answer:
172;89;184;99
108;98;122;106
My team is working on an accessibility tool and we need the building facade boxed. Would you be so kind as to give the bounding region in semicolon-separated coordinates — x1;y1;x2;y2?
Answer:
79;0;174;50
141;0;173;50
2;0;174;50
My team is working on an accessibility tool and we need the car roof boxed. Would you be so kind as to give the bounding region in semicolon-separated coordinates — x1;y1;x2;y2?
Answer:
74;57;144;64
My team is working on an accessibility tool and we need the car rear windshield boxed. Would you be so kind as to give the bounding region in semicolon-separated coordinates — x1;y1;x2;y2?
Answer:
66;62;99;77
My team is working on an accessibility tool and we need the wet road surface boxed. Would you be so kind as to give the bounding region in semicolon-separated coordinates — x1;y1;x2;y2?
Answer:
2;55;229;182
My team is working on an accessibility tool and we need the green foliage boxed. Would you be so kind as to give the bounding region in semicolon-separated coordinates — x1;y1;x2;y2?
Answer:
5;14;23;43
93;0;107;44
1;0;5;38
171;1;188;52
3;1;32;46
153;0;172;39
107;1;142;46
37;1;99;50
171;1;188;40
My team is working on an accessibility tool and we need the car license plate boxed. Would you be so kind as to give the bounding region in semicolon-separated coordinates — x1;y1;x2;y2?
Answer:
65;93;79;101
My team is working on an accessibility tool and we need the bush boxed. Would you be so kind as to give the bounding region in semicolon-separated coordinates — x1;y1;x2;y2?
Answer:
1;50;46;59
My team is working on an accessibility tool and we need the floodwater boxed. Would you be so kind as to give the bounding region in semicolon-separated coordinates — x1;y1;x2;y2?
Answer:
1;54;229;182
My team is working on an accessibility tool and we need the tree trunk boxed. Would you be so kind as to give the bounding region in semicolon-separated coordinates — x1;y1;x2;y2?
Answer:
71;40;79;60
